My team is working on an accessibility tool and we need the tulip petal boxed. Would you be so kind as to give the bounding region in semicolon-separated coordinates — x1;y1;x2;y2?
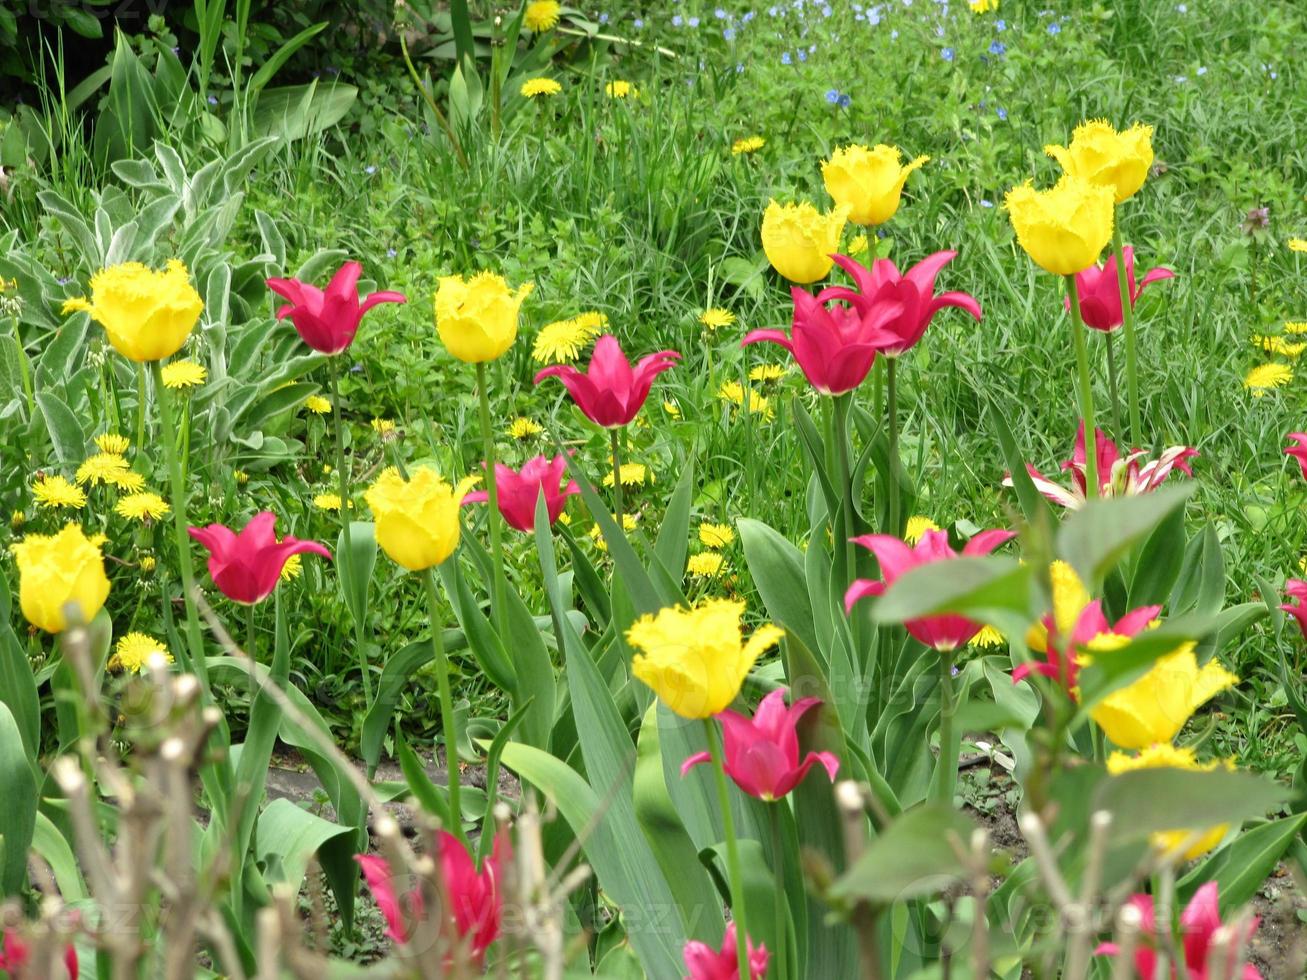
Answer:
679;751;712;777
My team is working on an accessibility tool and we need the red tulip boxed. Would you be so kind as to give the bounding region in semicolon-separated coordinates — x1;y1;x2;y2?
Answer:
1014;598;1159;692
683;923;769;980
1285;432;1307;479
821;251;982;356
188;511;332;605
1016;423;1197;510
681;689;839;801
845;528;1015;651
1280;579;1307;642
355;854;421;944
266;260;406;354
1066;246;1173;332
1096;882;1262;980
534;334;680;427
463;454;579;532
0;929;76;978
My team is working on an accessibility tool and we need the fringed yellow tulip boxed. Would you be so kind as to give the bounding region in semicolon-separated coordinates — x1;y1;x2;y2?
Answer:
435;272;534;364
1088;640;1237;749
14;523;111;633
1025;560;1091;652
628;598;784;718
1106;743;1232;858
761;199;850;284
62;260;203;362
1044;120;1154;205
365;466;479;571
1005;176;1115;276
821;144;929;226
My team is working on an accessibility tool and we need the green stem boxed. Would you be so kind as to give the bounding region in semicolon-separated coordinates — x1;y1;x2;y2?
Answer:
886;357;900;537
1104;330;1123;439
705;719;751;980
398;33;469;170
422;568;466;848
1110;224;1141;446
931;651;957;805
833;394;859;581
768;805;789;980
609;428;624;526
153;360;209;695
329;359;372;701
1065;275;1099;499
245;602;257;707
136;361;147;453
475;363;507;631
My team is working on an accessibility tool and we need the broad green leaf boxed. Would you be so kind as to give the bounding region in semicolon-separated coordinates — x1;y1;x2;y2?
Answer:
361;638;440;773
1128;504;1187;607
439;559;516;693
653;454;695;580
1057;484;1194;588
396;730;451;828
738;518;820;656
1074;613;1220;710
870;557;1033;626
0;571;39;757
252;81;358;141
829;805;977;904
255;797;355;895
1178;813;1307;911
700;838;792;973
0;702;36;895
989;401;1055;530
1169;522;1226;616
36;390;87;465
31;811;85;902
1093;768;1291;841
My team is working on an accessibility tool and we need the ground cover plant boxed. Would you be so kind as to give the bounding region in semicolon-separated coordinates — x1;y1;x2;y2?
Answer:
1;0;1306;976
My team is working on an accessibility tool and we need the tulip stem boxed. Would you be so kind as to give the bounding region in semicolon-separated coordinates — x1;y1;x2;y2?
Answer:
153;360;209;697
475;363;508;632
833;394;858;581
245;602;257;706
609;427;624;526
328;358;372;701
931;651;958;805
423;568;466;848
1104;332;1123;439
886;357;900;537
136;362;148;454
1110;225;1142;447
705;718;752;980
769;804;790;980
1065;276;1099;499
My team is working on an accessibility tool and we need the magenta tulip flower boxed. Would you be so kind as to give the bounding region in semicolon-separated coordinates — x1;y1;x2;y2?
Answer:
1014;599;1160;692
681;689;839;801
683;923;769;980
534;334;680;427
1285;432;1307;479
355;854;422;944
266;260;406;354
845;528;1015;651
1014;423;1198;510
188;512;331;605
1096;882;1262;980
1280;579;1307;643
463;454;579;533
821;251;982;356
1066;246;1174;332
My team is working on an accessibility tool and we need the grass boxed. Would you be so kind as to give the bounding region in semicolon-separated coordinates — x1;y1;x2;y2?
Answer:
3;0;1307;773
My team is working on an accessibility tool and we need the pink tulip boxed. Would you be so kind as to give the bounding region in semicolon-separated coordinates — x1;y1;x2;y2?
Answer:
534;334;680;427
821;251;982;356
845;528;1015;651
1096;882;1262;980
188;512;331;605
1066;246;1174;332
1014;423;1198;510
681;689;839;801
683;923;769;980
1280;579;1307;643
266;260;406;354
1014;599;1160;692
1284;432;1307;479
0;928;77;978
355;832;506;965
463;454;579;533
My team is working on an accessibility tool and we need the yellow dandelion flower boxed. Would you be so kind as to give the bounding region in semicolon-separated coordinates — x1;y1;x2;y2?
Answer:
314;493;353;512
1290;238;1307;253
76;452;131;487
280;553;303;581
700;307;737;330
748;364;787;384
1253;335;1307;358
32;475;86;509
108;632;173;674
1244;362;1292;395
687;551;727;577
305;395;331;415
732;136;765;156
904;515;941;544
663;400;681;419
969;0;998;11
521;77;562;98
970;623;1005;648
605;80;637;99
161;359;207;389
532;312;607;364
717;381;773;419
524;0;561;32
847;233;869;257
139;554;156;572
1285;321;1307;335
108;469;145;492
95;433;130;455
10;511;24;529
115;492;170;522
603;463;649;487
699;522;736;548
509;417;543;439
234;469;249;485
371;418;396;434
590;514;639;551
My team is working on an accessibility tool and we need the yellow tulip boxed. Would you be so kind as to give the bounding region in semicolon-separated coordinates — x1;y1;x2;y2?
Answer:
61;260;203;362
627;598;784;718
364;466;479;571
1025;560;1091;652
821;144;929;226
761;199;850;284
1005;176;1115;276
1044;120;1154;205
13;523;111;633
434;271;534;364
1088;640;1237;749
1106;743;1232;859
